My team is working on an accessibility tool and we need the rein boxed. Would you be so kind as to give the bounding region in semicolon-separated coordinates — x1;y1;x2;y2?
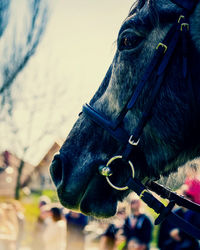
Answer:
82;0;200;239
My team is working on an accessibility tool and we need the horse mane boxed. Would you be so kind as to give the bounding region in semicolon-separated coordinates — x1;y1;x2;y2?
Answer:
128;0;146;15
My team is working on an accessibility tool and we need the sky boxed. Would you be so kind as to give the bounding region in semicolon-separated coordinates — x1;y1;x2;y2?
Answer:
44;0;134;104
1;0;134;165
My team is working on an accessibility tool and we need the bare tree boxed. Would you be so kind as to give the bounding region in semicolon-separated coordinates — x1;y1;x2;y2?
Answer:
0;0;49;113
1;78;69;199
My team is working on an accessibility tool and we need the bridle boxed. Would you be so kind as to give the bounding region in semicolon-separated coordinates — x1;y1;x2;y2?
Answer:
82;0;200;239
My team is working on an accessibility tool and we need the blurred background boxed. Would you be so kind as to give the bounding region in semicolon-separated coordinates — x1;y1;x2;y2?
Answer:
0;1;199;250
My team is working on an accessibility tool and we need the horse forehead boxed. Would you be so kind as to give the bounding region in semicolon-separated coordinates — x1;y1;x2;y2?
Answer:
120;0;181;34
171;0;199;11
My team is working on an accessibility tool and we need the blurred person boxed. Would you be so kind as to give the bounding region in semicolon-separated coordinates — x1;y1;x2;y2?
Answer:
99;204;127;250
43;206;66;250
10;200;25;250
38;195;51;208
65;210;88;250
157;188;200;250
31;195;51;250
0;202;19;250
123;197;153;250
184;164;200;205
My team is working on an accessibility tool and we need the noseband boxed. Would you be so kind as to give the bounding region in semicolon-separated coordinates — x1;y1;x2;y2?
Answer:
82;0;200;238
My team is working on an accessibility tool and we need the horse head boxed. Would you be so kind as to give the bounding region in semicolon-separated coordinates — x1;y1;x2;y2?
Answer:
50;0;200;217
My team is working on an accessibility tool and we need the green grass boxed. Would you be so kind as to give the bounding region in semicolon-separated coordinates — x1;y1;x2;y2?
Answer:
41;189;59;202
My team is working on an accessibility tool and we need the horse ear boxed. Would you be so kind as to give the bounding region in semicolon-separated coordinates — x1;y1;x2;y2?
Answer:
191;3;200;51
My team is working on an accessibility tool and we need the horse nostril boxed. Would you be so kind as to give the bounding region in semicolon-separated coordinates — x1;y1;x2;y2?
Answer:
50;154;63;186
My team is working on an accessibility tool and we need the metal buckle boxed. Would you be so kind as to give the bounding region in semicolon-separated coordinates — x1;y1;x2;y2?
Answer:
156;43;167;53
104;155;135;191
180;23;189;31
178;15;189;31
139;189;149;199
178;15;185;23
129;135;140;146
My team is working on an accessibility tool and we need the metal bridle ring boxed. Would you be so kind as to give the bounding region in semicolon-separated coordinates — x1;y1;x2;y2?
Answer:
105;155;135;191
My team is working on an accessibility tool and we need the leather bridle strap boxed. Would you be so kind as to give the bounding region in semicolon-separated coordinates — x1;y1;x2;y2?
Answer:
146;180;200;213
127;177;200;239
83;18;182;147
123;18;192;160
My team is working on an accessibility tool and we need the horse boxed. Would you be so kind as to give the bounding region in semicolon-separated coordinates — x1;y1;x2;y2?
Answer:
50;0;200;218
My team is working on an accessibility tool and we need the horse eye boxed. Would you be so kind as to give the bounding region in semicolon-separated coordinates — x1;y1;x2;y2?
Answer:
118;34;144;51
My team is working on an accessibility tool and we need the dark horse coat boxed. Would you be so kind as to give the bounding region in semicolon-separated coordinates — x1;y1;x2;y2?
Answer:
50;0;200;218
